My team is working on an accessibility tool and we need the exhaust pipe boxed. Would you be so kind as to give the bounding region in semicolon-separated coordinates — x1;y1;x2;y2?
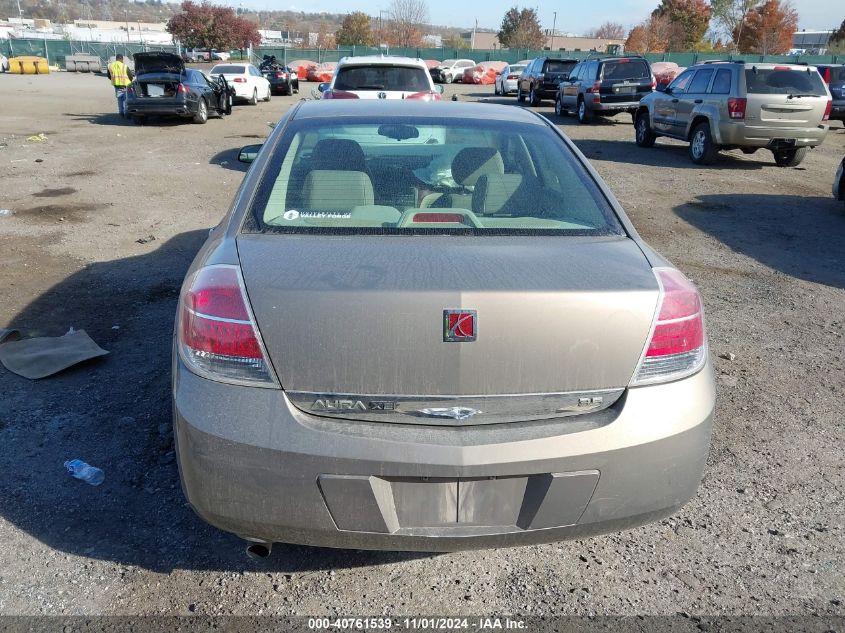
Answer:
245;540;272;560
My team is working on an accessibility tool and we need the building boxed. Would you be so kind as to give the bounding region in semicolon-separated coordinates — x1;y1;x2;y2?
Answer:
460;30;624;52
791;30;835;55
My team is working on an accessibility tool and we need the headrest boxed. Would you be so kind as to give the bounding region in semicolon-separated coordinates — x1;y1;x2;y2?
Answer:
311;138;367;172
451;147;504;187
303;170;374;211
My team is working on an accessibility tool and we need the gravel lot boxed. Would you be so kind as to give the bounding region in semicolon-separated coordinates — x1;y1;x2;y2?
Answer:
0;71;843;618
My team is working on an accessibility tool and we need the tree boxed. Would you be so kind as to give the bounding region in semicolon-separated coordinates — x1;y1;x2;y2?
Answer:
828;18;845;53
443;32;470;49
335;11;374;46
734;0;798;54
625;14;674;52
710;0;761;51
166;1;260;50
587;22;626;39
652;0;711;50
497;7;545;49
387;0;429;47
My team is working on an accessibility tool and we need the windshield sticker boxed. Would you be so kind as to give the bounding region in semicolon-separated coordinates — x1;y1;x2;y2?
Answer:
283;210;300;220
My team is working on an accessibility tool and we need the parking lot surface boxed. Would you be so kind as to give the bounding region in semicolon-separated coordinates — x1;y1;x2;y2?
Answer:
0;72;843;616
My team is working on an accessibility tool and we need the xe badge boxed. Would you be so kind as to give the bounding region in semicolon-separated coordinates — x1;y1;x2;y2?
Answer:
443;310;477;342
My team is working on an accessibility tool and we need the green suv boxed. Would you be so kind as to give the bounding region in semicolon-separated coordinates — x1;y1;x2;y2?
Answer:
635;61;833;166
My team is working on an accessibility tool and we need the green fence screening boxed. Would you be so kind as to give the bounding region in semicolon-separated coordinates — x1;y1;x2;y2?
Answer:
1;39;841;69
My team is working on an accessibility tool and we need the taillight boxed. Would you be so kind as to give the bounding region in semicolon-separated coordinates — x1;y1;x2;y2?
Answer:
631;268;707;386
176;83;189;94
727;97;746;120
275;72;286;78
650;76;656;90
588;80;601;93
322;89;359;99
821;67;831;84
233;77;247;83
178;264;277;387
405;91;441;101
507;74;518;80
823;99;832;121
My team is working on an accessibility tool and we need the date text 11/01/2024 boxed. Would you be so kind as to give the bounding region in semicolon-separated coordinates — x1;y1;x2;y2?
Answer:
307;618;527;630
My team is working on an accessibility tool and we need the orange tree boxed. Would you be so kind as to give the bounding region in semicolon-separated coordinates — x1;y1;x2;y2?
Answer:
734;0;798;54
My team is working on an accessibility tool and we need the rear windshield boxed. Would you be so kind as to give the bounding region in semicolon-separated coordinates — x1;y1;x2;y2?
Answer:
601;60;650;81
244;116;623;236
744;68;826;95
546;60;576;73
211;65;245;74
334;66;431;92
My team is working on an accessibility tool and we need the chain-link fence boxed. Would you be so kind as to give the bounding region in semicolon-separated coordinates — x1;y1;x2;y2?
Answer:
2;38;841;70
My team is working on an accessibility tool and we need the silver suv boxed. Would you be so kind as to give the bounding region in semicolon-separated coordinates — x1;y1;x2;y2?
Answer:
635;61;832;166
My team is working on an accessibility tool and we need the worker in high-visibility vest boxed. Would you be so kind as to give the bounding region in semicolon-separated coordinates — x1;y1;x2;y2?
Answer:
107;54;134;118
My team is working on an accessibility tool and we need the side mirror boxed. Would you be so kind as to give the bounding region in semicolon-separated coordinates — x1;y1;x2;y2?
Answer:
238;144;262;164
435;84;445;95
656;84;668;93
317;82;329;93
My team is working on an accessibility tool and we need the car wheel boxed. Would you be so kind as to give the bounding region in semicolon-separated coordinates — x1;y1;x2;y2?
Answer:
772;146;807;167
249;88;258;106
517;86;525;103
577;98;593;124
265;87;271;102
635;111;656;148
689;121;718;164
554;96;563;117
494;82;500;96
192;98;208;124
529;87;540;107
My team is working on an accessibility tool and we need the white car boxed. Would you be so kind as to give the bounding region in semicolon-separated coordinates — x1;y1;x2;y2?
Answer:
433;59;476;83
210;50;231;61
320;56;443;101
210;63;271;105
494;64;527;96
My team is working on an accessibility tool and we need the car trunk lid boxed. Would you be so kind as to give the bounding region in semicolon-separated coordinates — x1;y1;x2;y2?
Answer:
133;51;184;77
599;59;653;103
237;234;659;424
744;67;829;126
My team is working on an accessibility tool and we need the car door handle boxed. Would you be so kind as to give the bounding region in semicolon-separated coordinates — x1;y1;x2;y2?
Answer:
694;99;703;104
672;98;679;103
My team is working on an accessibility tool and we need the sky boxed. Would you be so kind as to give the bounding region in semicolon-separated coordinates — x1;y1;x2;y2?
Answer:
224;0;833;35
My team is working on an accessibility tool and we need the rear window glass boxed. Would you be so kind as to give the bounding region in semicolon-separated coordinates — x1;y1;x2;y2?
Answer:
601;60;650;80
546;60;576;73
244;116;623;236
744;68;826;95
335;66;430;92
211;65;245;74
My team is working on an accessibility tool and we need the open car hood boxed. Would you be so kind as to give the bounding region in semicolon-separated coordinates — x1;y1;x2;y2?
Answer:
133;52;184;76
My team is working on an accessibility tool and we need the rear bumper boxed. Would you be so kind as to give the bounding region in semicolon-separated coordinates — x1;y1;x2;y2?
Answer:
590;99;641;112
716;122;829;147
126;98;193;117
502;79;518;93
173;356;715;551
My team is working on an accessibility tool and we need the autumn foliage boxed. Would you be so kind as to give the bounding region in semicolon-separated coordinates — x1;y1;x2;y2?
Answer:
166;1;261;50
733;0;798;54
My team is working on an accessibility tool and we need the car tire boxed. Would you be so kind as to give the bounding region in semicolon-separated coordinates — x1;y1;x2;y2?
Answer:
249;88;258;106
265;87;271;102
192;98;208;124
635;111;656;148
529;87;540;107
689;121;718;164
772;146;807;167
577;97;593;124
554;96;564;117
494;82;500;96
517;86;525;103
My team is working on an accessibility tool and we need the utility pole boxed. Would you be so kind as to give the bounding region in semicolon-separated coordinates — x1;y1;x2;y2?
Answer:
16;0;23;19
551;11;556;51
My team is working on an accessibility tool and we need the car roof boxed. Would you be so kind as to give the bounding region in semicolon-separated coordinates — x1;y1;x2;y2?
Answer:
291;100;549;124
338;55;427;68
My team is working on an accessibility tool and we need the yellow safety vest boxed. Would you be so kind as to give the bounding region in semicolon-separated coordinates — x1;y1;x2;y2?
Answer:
109;61;131;87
